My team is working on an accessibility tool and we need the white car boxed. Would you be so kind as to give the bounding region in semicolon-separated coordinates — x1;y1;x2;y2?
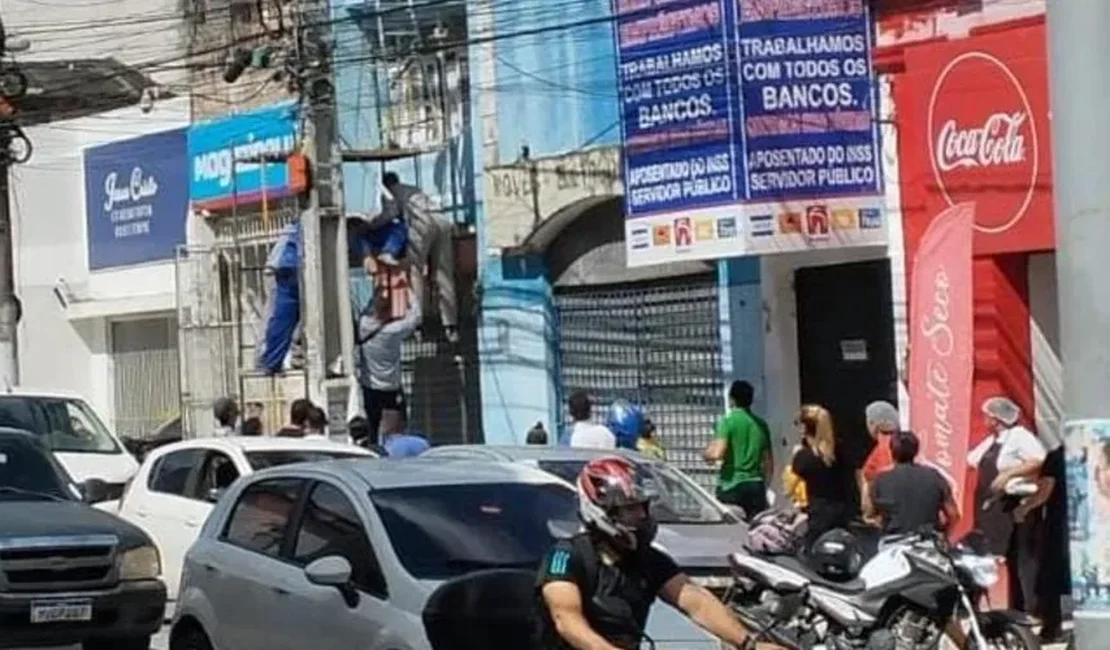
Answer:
0;388;138;490
113;436;375;601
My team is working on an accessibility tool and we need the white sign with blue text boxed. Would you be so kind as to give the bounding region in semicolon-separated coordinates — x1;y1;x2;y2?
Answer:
614;0;885;267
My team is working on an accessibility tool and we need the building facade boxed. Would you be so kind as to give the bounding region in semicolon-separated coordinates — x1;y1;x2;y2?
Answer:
14;98;192;437
332;0;482;443
8;0;192;436
462;0;1062;494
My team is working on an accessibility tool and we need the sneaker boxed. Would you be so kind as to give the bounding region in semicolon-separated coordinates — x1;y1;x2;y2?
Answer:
378;253;400;267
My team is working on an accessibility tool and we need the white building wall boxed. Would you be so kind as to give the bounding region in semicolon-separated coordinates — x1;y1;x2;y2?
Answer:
2;0;188;86
12;96;191;428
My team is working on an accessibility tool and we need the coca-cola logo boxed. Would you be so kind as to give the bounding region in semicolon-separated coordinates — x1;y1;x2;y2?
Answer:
927;51;1038;234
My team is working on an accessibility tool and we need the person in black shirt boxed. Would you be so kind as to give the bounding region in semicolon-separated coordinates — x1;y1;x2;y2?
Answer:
535;456;782;650
867;430;960;535
791;405;857;547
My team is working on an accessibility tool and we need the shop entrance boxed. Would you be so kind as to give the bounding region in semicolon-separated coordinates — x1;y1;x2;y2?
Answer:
795;259;898;468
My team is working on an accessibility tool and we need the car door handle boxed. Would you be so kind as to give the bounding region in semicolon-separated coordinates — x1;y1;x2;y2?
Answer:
184;519;201;528
272;586;290;596
135;510;150;518
203;564;219;574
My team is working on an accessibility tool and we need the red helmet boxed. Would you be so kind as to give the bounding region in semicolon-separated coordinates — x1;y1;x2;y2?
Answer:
576;456;658;550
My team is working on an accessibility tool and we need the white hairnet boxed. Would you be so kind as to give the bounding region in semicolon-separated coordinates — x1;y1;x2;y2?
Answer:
864;401;899;431
982;396;1021;427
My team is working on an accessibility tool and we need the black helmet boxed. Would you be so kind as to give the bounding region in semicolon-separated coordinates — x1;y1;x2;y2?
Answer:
809;528;863;581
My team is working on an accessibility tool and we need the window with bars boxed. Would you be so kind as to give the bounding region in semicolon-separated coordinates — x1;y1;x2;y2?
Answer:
554;273;724;491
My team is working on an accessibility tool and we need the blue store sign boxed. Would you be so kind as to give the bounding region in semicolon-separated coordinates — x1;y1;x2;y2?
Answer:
614;0;884;265
83;128;189;270
188;102;302;209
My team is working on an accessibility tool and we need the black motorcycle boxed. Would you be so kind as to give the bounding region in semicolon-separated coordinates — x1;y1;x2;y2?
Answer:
727;530;1040;650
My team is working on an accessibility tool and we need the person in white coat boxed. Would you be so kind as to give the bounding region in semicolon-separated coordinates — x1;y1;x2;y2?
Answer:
967;396;1047;617
380;172;458;342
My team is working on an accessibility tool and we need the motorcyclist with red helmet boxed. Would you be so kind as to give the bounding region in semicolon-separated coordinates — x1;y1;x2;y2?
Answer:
534;455;782;650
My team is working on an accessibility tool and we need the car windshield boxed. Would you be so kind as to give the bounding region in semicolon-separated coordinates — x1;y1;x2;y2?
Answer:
0;437;73;501
245;450;368;470
371;482;578;580
0;396;119;454
536;459;726;525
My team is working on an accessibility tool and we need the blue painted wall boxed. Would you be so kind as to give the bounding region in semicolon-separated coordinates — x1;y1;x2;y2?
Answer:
468;0;628;443
333;0;474;220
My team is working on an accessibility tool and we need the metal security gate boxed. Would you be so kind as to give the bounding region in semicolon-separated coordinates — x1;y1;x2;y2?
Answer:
555;273;724;489
111;317;180;439
401;236;483;445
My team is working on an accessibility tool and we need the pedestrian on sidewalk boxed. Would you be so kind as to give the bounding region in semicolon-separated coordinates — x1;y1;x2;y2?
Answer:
212;397;239;438
859;400;900;522
704;381;773;520
304;406;329;439
526;422;549;445
566;390;616;449
275;399;313;437
380;409;430;458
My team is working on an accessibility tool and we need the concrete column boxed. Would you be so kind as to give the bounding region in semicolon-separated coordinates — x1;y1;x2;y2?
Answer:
1046;1;1110;644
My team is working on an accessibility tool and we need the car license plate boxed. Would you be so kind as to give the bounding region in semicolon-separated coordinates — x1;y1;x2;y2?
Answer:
30;600;93;623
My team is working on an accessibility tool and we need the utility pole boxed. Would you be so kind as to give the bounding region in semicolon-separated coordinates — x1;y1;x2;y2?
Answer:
0;125;17;388
1046;1;1110;646
0;16;28;389
294;0;352;413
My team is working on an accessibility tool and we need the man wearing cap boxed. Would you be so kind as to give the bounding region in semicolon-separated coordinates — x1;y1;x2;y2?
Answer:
212;397;240;437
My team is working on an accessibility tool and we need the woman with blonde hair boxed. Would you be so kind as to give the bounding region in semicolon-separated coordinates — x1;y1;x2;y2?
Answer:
790;404;856;547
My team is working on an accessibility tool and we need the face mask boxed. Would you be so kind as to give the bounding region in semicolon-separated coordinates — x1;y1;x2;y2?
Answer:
634;518;658;550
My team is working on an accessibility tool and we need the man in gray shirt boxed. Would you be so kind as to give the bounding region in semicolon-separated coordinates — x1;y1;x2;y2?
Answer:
357;284;422;445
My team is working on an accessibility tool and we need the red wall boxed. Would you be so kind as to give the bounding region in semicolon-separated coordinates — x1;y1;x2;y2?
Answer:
890;18;1047;515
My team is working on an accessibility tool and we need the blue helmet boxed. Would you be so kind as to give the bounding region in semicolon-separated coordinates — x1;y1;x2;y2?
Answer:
607;400;646;449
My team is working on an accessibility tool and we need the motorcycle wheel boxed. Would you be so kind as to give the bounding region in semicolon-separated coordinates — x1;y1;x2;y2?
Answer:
964;621;1041;650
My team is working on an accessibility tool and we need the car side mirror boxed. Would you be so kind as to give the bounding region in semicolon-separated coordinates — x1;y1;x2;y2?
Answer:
204;487;225;504
81;478;110;504
305;556;359;608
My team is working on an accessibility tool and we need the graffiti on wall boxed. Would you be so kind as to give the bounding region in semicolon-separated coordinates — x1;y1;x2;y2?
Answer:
485;146;622;248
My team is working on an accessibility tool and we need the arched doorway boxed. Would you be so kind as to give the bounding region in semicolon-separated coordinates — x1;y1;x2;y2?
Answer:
527;197;725;488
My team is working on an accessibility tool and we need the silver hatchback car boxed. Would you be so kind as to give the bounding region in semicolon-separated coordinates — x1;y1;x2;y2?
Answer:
422;445;749;592
168;457;723;650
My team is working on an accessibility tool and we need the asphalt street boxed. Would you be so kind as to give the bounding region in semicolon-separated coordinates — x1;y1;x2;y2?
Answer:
24;627;1067;650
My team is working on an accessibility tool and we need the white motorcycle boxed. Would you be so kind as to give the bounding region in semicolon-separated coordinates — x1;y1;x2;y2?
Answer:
727;530;1040;650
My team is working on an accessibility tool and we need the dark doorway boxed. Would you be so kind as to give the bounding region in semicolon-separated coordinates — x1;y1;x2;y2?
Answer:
795;259;898;471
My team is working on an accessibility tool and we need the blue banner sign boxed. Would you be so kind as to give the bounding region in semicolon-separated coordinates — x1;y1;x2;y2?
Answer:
83;129;189;270
614;0;884;267
188;102;300;208
615;0;740;216
736;0;881;202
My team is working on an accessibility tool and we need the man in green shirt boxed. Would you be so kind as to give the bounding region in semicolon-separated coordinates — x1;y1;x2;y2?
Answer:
703;380;773;520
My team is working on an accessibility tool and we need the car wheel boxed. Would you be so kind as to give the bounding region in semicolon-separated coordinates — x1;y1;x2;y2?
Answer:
170;622;213;650
82;636;151;650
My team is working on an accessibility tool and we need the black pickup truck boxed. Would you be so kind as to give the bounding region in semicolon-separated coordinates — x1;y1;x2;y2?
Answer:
0;428;166;649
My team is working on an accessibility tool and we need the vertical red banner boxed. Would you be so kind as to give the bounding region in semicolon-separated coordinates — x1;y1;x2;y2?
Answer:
908;202;976;538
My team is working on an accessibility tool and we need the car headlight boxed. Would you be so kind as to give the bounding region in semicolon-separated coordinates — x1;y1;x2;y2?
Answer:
118;545;161;581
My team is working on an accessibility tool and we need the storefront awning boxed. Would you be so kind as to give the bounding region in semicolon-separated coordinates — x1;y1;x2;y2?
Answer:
65;291;175;322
